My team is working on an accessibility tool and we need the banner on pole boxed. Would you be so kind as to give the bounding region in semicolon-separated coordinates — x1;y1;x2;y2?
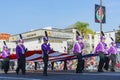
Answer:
95;4;106;23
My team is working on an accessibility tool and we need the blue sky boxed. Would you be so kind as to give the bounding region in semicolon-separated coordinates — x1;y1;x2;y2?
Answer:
0;0;120;34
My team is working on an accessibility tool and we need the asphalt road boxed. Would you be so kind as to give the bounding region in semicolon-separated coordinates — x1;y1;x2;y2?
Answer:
0;70;119;80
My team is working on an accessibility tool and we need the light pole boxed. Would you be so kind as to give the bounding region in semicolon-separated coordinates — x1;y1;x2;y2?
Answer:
100;0;102;35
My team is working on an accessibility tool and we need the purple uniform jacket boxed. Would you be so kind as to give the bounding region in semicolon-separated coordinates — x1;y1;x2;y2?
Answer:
104;45;109;55
16;44;26;58
104;49;109;55
1;50;10;58
94;42;106;54
73;42;84;54
41;43;51;55
108;46;117;55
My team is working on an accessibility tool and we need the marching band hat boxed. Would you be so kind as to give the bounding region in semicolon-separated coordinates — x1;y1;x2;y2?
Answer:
100;31;105;40
76;31;82;41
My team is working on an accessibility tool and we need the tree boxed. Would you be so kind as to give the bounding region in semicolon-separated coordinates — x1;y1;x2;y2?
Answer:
116;30;120;43
73;21;94;38
119;25;120;30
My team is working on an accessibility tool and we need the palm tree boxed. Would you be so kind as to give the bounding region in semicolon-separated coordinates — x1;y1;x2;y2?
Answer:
116;25;120;43
119;25;120;30
73;21;94;38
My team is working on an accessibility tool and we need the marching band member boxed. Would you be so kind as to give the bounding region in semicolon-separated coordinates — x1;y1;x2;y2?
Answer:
1;41;10;74
94;31;106;72
108;38;117;72
41;31;51;76
73;31;84;73
16;34;26;75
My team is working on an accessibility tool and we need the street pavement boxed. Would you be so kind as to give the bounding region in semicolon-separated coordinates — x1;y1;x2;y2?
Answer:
0;70;119;80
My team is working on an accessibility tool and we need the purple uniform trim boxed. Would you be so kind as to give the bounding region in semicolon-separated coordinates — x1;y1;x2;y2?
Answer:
41;43;51;55
1;50;10;58
94;42;106;54
108;46;117;55
73;42;84;54
16;44;26;58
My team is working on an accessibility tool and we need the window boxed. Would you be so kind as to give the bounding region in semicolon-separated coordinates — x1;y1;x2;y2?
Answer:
13;48;16;52
38;38;41;43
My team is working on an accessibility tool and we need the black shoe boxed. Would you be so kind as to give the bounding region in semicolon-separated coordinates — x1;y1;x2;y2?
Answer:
104;67;108;71
98;70;104;72
5;72;7;74
111;69;115;72
16;70;19;75
104;68;108;71
76;71;79;73
22;71;26;75
76;71;83;73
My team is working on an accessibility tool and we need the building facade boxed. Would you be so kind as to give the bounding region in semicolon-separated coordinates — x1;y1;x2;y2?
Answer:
8;27;95;54
0;33;10;41
9;28;74;53
0;33;16;53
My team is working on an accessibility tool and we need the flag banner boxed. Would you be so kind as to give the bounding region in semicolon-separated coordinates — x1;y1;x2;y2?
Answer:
95;4;106;23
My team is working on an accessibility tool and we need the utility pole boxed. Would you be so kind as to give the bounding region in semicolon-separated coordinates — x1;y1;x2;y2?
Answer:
100;0;103;32
100;0;102;35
